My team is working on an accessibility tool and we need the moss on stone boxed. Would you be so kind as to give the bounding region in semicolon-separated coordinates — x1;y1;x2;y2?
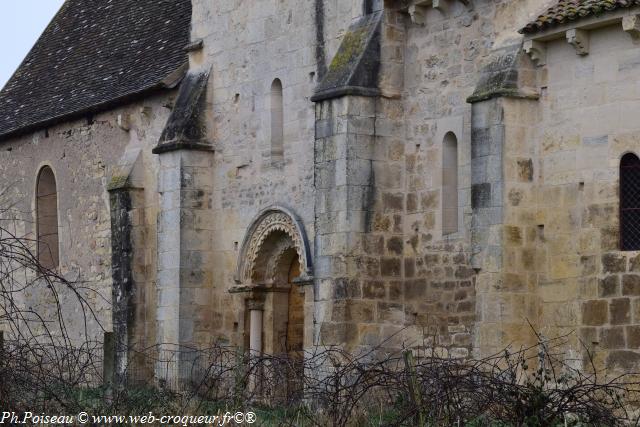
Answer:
312;12;382;101
327;27;368;75
107;174;129;191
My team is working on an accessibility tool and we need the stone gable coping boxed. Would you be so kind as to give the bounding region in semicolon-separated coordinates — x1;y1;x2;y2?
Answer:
310;12;383;102
153;70;213;155
467;45;540;104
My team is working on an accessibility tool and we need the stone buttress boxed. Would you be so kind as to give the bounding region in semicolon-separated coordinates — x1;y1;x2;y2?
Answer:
467;45;541;357
152;70;215;384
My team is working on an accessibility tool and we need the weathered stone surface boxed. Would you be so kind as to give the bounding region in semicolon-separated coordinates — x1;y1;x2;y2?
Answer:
312;11;382;101
363;280;385;299
334;278;362;299
582;300;608;326
601;327;625;349
405;279;427;300
626;326;640;348
517;159;534;182
623;275;640;296
607;351;640;371
380;258;401;277
154;71;212;153
8;0;640;382
602;254;626;274
471;183;492;209
600;276;620;298
630;255;640;272
610;298;631;325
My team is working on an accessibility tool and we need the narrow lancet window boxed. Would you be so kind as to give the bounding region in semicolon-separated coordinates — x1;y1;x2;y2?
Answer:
442;132;459;235
36;166;59;268
621;153;640;250
270;79;284;166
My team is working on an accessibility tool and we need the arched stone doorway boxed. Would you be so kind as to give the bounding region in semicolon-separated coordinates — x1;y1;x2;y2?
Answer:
231;206;312;362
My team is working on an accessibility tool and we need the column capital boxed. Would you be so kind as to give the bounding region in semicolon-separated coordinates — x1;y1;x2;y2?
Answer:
247;299;265;311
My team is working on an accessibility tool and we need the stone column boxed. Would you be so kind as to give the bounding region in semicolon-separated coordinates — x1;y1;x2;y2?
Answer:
248;300;264;356
247;299;263;394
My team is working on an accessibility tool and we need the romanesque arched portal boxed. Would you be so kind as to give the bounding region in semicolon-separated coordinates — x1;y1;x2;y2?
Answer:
232;207;312;398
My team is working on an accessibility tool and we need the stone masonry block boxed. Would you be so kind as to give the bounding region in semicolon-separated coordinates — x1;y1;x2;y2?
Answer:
600;275;620;297
377;302;404;324
633;298;640;323
630;254;640;272
623;274;640;296
380;257;401;277
386;236;403;255
471;128;490;159
334;278;362;299
346;300;375;323
582;300;608;326
601;327;625;349
405;279;427;300
471;183;492;209
382;193;404;212
387;281;403;301
626;326;640;348
602;253;626;274
363;280;385;299
606;351;640;371
610;298;631;325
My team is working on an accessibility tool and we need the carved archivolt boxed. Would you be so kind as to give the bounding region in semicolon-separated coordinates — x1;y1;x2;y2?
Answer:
236;207;312;285
265;237;297;283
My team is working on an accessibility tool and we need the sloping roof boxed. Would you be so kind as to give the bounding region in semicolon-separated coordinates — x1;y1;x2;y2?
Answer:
0;0;191;141
521;0;640;34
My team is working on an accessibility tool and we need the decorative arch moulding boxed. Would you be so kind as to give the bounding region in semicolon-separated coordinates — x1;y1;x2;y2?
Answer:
232;206;313;291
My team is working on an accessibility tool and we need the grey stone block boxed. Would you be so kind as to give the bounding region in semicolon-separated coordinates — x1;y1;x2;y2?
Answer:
472;183;492;209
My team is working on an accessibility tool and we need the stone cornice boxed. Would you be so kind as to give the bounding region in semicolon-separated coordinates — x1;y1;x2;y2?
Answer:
523;6;640;62
397;0;472;25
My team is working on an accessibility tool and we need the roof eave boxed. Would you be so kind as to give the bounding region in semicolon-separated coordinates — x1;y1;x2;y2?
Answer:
0;64;187;143
522;6;640;41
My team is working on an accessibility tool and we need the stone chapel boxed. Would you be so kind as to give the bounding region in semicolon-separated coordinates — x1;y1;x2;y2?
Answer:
2;0;640;382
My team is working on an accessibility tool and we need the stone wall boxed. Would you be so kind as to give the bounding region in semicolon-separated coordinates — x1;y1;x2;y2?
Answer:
186;0;378;349
0;92;174;351
531;24;640;371
183;0;561;358
5;0;640;382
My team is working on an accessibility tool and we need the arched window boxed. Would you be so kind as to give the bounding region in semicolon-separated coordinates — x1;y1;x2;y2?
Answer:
270;79;284;166
36;166;59;268
620;153;640;250
442;132;458;235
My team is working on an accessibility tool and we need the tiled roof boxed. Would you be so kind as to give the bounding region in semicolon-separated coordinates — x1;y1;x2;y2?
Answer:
520;0;640;34
0;0;191;140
